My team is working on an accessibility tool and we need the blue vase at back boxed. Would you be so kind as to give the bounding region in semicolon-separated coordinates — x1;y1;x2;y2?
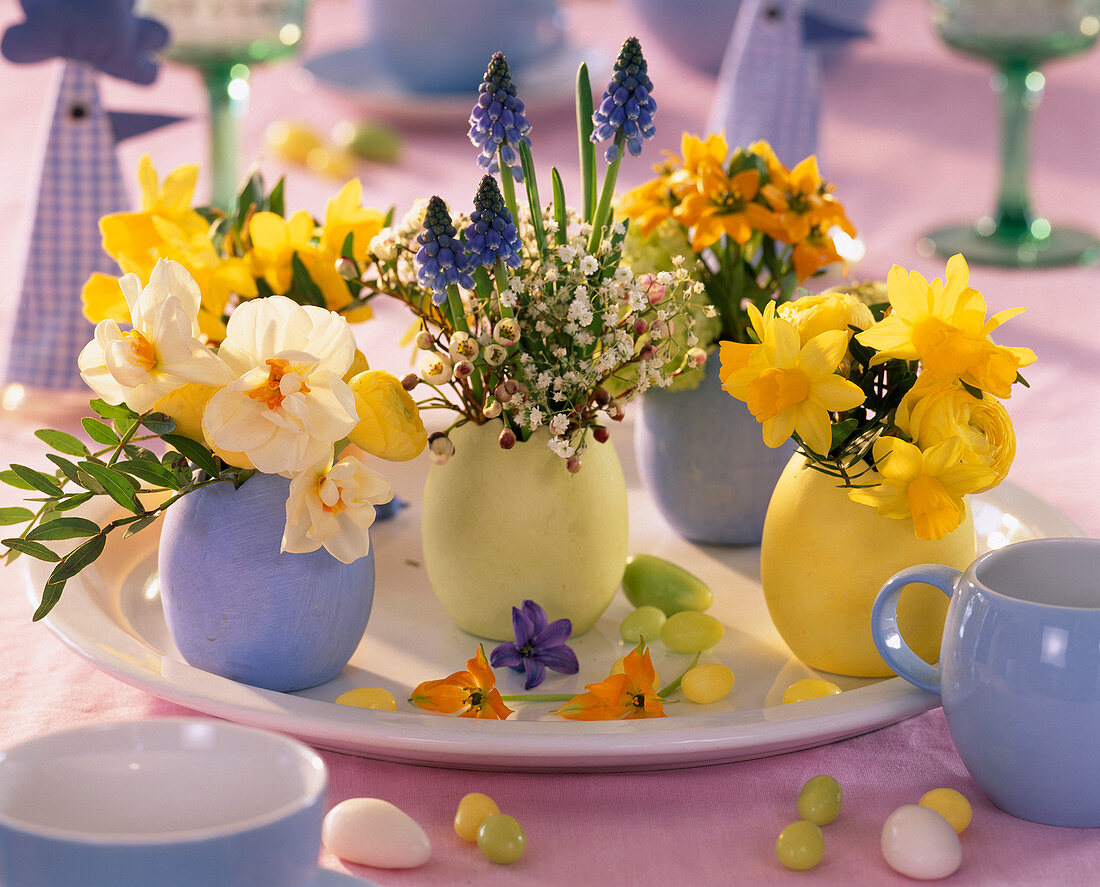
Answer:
634;356;792;545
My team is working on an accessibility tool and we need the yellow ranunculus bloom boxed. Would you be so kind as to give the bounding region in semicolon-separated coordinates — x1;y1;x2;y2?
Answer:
347;370;427;461
848;436;996;542
855;254;1036;397
896;379;1015;493
719;302;865;455
778;292;875;346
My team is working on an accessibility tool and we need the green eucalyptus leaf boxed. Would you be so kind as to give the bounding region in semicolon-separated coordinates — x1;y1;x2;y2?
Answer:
114;459;184;490
54;492;94;512
123;514;159;538
0;469;36;491
26;517;101;542
3;538;61;562
10;464;63;497
141;412;177;435
113;413;139;438
0;507;35;526
89;399;134;421
268;176;286;216
50;533;107;582
45;454;83;486
35;429;89;457
82;417;120;446
33;576;67;620
162;435;221;477
289;252;326;308
77;462;140;511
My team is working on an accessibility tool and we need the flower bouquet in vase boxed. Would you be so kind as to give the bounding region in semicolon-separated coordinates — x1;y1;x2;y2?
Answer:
347;44;698;640
719;254;1034;676
3;173;427;692
618;135;858;544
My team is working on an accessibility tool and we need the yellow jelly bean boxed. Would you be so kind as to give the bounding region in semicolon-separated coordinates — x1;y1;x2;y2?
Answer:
454;792;500;842
332;120;404;163
681;663;735;704
919;788;972;834
660;611;724;653
264;120;324;163
775;820;825;871
619;605;666;643
782;678;842;704
334;687;398;711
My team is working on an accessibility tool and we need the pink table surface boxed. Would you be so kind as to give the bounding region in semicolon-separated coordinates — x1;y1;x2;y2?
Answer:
2;0;1100;883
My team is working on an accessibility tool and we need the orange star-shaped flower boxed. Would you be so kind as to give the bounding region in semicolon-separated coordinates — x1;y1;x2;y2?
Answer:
409;646;514;720
554;642;667;721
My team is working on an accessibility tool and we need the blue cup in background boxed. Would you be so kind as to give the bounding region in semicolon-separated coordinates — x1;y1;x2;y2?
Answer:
872;537;1100;827
364;0;566;94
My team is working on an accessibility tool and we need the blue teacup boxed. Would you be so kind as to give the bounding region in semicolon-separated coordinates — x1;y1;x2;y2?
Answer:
0;719;346;887
872;537;1100;827
364;0;566;94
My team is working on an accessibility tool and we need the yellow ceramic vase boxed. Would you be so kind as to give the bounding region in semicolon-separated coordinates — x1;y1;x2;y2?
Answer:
760;454;977;677
421;422;629;640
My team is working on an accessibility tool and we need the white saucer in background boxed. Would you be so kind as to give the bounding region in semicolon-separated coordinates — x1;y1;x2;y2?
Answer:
302;41;604;123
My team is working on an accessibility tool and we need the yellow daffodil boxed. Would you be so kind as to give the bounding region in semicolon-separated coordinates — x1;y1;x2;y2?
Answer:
81;272;133;325
896;379;1016;492
554;641;665;720
320;178;386;265
409;647;514;720
282;453;393;563
347;370;427;461
778;291;874;345
78;260;231;413
202;296;359;475
719;302;865;455
849;436;997;541
855;255;1036;397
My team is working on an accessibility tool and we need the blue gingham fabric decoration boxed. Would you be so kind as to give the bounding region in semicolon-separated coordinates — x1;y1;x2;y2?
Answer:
3;60;128;392
707;0;818;166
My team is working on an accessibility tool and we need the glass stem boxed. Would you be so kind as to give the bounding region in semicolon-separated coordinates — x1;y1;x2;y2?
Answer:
202;62;245;211
992;60;1042;237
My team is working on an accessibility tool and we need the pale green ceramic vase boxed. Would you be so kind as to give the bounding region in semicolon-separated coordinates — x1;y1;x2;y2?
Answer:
421;422;629;640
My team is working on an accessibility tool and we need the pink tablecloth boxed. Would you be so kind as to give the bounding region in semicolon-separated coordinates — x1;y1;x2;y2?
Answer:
2;0;1100;884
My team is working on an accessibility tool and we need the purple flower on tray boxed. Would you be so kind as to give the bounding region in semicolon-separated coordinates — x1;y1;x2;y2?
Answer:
490;599;579;690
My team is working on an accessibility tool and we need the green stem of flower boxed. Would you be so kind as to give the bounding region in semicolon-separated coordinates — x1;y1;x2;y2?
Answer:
492;258;515;320
657;652;701;699
587;131;625;254
498;161;521;239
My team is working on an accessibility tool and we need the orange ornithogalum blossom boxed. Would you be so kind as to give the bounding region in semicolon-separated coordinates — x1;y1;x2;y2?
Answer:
554;641;667;721
409;646;514;720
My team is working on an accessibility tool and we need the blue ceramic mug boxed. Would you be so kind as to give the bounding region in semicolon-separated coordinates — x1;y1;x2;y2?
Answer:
871;537;1100;827
0;719;368;887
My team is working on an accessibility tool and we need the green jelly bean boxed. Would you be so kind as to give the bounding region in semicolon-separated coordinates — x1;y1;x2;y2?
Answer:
619;606;667;642
477;813;526;864
775;820;825;871
660;611;724;653
621;554;713;616
797;775;843;826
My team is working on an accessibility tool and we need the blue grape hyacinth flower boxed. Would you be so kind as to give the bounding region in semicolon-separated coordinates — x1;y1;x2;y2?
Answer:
468;51;532;182
415;196;474;304
464;175;523;270
490;599;579;690
591;36;656;162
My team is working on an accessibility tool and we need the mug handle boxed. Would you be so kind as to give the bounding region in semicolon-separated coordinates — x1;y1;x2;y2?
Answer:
870;564;961;693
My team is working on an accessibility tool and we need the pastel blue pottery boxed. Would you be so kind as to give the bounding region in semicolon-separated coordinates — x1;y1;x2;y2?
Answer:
364;0;565;94
634;357;792;545
0;719;327;887
158;472;374;692
872;537;1100;827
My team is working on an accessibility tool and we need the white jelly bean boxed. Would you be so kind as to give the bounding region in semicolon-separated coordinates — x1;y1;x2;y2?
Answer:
880;804;961;880
322;798;431;869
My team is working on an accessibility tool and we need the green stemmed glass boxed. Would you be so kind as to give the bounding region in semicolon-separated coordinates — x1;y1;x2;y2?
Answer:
922;0;1100;267
138;0;309;209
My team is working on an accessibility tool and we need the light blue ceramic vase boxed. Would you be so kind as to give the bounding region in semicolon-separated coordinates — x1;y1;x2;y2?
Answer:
634;356;792;546
158;472;374;692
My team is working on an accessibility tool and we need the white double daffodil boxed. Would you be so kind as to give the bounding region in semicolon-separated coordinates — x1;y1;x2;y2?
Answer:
77;259;231;412
202;296;359;475
282;453;393;563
